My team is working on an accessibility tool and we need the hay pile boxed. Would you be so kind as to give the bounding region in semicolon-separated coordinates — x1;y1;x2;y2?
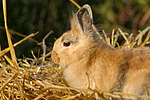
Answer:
0;27;150;100
0;0;150;99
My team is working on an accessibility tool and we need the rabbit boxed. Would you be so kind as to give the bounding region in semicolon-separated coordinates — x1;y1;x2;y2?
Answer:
51;4;150;99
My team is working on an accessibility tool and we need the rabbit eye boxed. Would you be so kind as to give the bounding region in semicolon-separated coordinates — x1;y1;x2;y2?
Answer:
63;41;71;47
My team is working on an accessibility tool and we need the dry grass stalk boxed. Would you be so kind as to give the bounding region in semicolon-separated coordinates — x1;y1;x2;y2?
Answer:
2;0;18;69
0;26;39;44
0;32;38;58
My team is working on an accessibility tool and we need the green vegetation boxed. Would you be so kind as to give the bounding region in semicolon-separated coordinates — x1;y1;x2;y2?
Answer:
0;0;149;57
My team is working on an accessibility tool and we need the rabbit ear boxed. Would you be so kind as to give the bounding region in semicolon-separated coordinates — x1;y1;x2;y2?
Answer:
76;4;93;32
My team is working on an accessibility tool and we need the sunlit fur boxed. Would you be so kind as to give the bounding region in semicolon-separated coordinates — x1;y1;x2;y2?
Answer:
52;4;150;99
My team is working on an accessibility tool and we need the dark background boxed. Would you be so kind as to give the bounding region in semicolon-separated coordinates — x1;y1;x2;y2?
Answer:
0;0;149;58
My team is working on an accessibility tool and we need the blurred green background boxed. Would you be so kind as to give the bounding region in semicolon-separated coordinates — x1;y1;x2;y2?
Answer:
0;0;149;58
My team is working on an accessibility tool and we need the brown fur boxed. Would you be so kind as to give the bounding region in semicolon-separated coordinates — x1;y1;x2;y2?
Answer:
52;4;150;99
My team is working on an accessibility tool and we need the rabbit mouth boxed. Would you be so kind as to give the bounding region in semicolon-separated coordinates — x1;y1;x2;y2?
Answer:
52;50;60;64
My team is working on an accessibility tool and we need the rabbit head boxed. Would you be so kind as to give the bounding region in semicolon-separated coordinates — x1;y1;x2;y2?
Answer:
52;4;101;68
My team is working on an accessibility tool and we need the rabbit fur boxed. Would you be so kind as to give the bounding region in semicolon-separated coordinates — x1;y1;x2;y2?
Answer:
52;4;150;99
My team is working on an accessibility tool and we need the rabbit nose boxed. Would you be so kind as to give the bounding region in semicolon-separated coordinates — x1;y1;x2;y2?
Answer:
52;50;60;64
